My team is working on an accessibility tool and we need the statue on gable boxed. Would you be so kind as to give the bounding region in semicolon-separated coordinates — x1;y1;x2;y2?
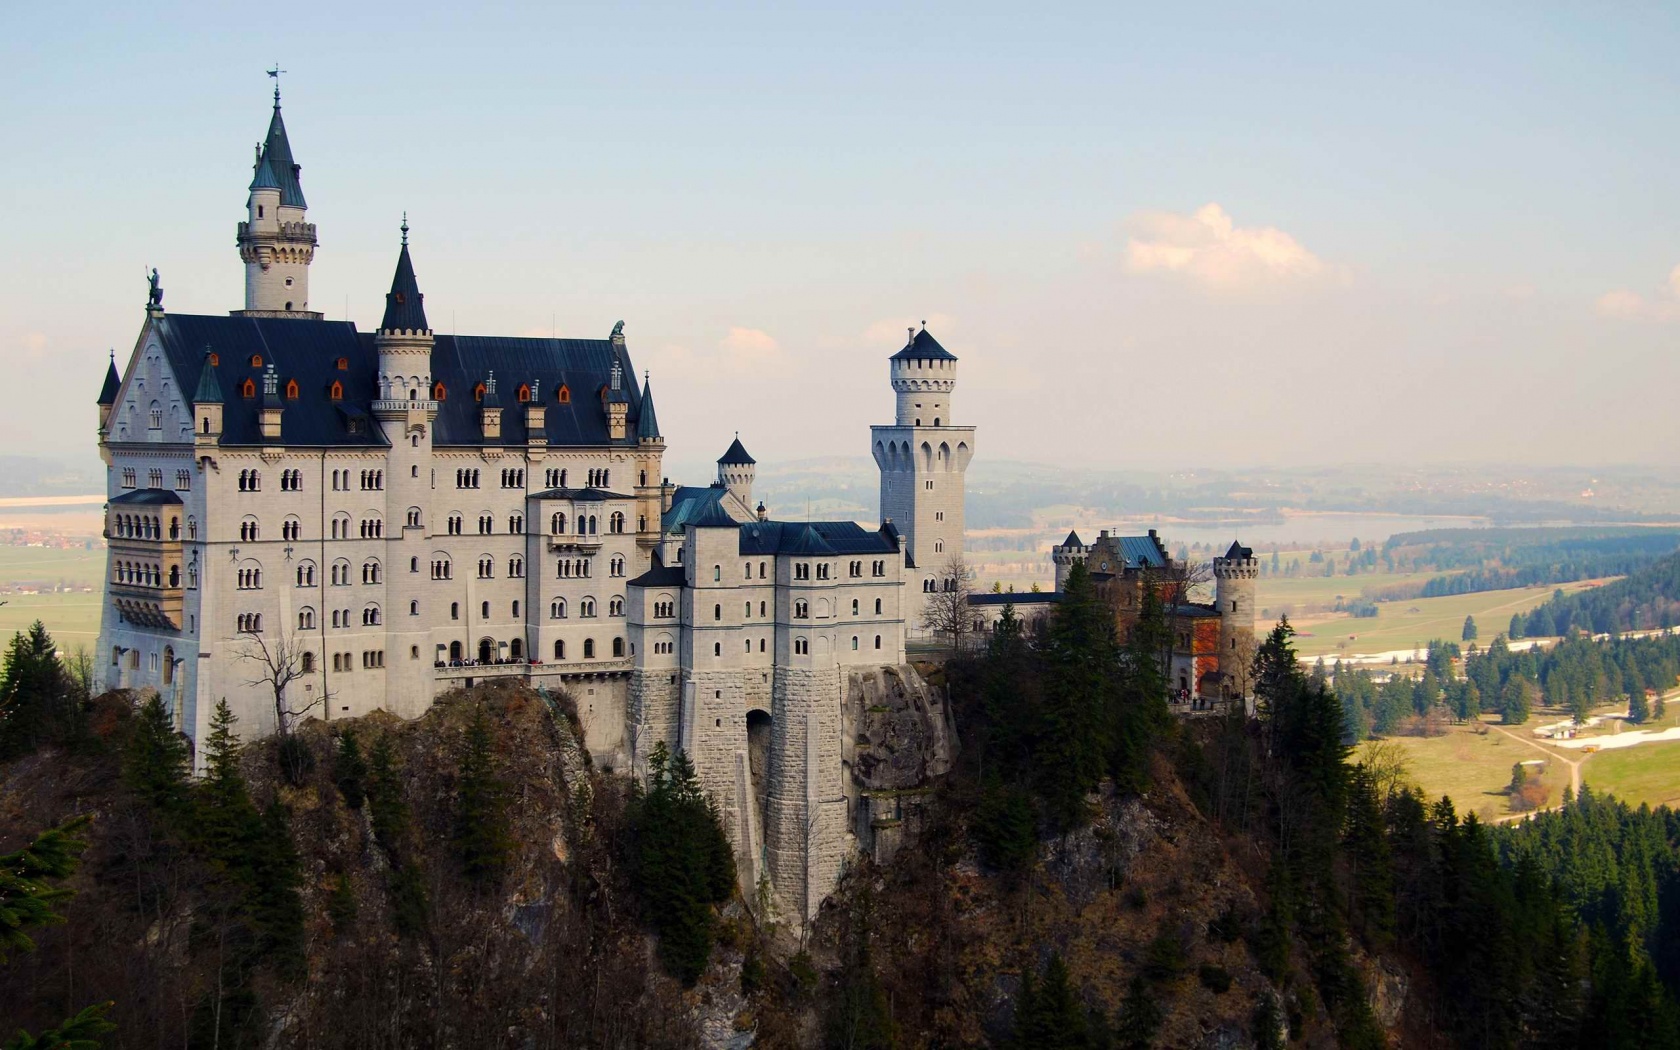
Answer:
146;268;163;309
611;320;625;338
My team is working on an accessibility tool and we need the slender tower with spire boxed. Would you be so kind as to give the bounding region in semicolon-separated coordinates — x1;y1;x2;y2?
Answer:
234;81;319;317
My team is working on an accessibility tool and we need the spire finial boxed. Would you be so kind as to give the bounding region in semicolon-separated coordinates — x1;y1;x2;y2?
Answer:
400;211;409;246
267;64;286;105
108;348;115;363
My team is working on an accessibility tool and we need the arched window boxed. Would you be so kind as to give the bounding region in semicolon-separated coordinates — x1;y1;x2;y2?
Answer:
612;637;624;657
852;636;859;650
551;598;567;619
875;598;883;614
714;604;722;621
610;597;623;616
517;383;531;403
852;599;860;615
301;652;315;673
329;380;343;401
433;381;447;400
284;378;299;399
610;512;625;533
554;639;566;660
713;642;721;657
713;565;721;582
299;608;315;630
410;600;419;616
557;384;571;403
795;601;808;619
473;382;486;402
583;638;595;659
874;635;882;650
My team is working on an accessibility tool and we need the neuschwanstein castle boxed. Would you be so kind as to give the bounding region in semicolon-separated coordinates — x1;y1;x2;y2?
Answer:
95;89;974;916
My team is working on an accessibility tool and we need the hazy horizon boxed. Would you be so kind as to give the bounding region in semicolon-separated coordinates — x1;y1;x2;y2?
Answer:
6;4;1679;472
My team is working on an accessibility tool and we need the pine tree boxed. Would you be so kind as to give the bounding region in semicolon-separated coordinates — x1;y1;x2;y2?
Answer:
453;702;512;885
1500;676;1532;725
0;816;91;962
627;742;737;984
1629;684;1651;724
1013;953;1090;1049
1509;612;1524;640
247;800;305;973
1036;562;1114;829
195;700;262;869
334;727;367;810
121;693;191;817
1462;615;1478;642
367;733;409;858
1112;974;1162;1050
1342;765;1395;944
0;622;65;758
3;1000;117;1050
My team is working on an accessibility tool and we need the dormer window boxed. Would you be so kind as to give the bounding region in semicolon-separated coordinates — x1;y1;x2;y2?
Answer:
207;352;219;366
284;378;299;399
517;383;531;403
557;385;571;404
473;382;486;403
329;380;343;401
336;357;349;371
433;381;446;401
393;292;406;305
240;378;256;399
249;354;262;368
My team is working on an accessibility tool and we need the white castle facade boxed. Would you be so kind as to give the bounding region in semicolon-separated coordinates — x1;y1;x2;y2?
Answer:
95;91;973;917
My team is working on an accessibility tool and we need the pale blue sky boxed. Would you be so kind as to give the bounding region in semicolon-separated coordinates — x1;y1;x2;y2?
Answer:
4;2;1678;475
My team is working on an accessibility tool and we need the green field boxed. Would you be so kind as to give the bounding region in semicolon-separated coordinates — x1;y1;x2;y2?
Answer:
1358;721;1574;822
1582;741;1680;809
0;547;105;654
1279;580;1603;659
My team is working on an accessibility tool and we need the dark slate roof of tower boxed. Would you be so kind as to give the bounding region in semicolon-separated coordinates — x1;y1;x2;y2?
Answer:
1222;541;1253;560
379;239;429;333
970;592;1060;607
98;355;121;404
636;381;661;440
258;101;307;209
889;327;957;362
736;520;900;556
1060;530;1083;548
192;351;224;404
146;314;648;450
718;436;755;465
248;152;282;192
109;488;183;507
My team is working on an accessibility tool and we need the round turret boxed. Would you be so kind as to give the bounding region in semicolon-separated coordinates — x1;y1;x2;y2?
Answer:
890;327;958;426
718;435;756;507
1051;529;1087;592
1213;541;1259;669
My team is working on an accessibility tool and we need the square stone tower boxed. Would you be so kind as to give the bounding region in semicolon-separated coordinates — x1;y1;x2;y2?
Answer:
871;327;976;604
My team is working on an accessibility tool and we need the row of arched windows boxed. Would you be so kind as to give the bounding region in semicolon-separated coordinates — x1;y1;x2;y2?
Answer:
113;561;178;588
237;469;261;491
557;558;592;578
280;469;304;491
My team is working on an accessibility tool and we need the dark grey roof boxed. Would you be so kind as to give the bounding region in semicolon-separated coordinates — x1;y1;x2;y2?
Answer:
637;381;661;440
429;334;646;448
689;498;741;529
969;592;1060;607
98;354;121;405
151;313;648;449
889;327;957;362
153;314;383;447
379;236;429;333
736;520;900;556
192;350;223;404
248;152;281;192
528;486;632;501
718;436;755;465
1059;530;1083;548
628;553;687;588
258;101;306;209
1221;541;1253;560
1168;603;1222;619
110;488;183;506
663;485;729;533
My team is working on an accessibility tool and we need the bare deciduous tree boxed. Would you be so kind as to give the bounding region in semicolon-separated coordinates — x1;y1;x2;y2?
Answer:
236;627;325;737
919;554;974;652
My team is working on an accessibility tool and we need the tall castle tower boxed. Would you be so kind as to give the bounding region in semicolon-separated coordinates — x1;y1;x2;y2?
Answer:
1213;541;1258;663
235;84;319;318
871;327;976;593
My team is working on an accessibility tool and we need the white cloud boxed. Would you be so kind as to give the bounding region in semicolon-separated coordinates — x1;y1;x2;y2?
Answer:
718;326;781;364
1122;203;1330;290
861;313;957;347
644;327;786;380
1595;265;1680;321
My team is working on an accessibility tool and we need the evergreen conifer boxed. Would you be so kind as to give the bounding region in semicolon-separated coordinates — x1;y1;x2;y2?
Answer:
453;702;512;885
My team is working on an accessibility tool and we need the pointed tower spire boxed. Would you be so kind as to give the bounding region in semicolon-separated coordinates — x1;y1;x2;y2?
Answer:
97;349;121;406
636;377;661;442
379;220;429;333
193;349;224;404
236;78;318;316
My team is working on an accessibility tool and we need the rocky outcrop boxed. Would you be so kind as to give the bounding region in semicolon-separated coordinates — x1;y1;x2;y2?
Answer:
841;664;958;864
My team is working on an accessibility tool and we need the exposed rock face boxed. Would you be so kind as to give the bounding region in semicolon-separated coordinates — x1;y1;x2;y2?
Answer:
841;664;958;864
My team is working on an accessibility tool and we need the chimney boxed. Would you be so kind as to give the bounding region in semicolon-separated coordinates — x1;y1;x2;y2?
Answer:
661;477;675;513
480;371;502;440
756;501;768;522
524;378;545;446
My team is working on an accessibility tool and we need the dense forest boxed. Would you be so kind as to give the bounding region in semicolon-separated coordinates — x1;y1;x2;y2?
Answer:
7;594;1680;1047
1364;527;1680;602
1514;549;1680;636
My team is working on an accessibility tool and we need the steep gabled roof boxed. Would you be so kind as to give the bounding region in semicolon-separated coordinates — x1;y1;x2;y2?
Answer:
258;100;307;209
889;327;957;362
97;353;121;405
718;436;755;465
736;520;900;556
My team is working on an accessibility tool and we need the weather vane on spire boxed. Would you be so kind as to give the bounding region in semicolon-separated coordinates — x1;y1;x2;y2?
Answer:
267;64;286;104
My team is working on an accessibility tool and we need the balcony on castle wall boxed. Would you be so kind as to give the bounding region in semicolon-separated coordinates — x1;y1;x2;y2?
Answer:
547;533;604;553
236;220;318;245
431;655;633;681
372;398;438;415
